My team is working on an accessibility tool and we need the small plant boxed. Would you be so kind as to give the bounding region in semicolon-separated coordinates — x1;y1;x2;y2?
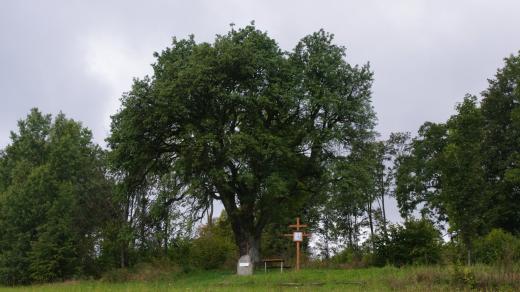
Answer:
451;264;477;289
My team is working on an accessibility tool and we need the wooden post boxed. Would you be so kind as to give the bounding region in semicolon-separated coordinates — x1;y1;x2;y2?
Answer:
296;241;300;271
284;217;310;271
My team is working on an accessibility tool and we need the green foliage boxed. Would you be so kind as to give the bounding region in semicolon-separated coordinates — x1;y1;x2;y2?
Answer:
101;259;181;283
189;215;237;270
440;96;487;255
480;52;520;233
108;23;376;261
326;144;377;248
451;264;477;289
0;109;112;284
328;247;368;268
166;213;237;271
190;235;236;270
395;52;520;264
473;229;520;265
165;238;193;272
394;122;447;219
373;219;443;266
259;223;293;260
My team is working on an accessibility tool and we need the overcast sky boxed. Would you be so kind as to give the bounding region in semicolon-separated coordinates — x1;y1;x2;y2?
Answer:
2;0;520;223
2;0;520;146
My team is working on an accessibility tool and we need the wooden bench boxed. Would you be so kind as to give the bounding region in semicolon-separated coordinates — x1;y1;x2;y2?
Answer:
262;258;289;272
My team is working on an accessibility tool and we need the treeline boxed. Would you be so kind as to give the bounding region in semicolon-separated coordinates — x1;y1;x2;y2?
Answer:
394;53;520;264
0;24;519;285
315;52;520;267
0;112;113;284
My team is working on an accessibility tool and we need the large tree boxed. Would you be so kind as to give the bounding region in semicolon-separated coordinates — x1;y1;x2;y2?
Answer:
440;96;487;264
108;24;375;270
395;97;488;264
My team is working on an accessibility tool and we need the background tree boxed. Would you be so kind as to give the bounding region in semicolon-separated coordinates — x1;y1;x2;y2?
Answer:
108;24;375;270
394;122;448;222
440;96;487;264
316;133;411;255
480;52;520;234
100;173;201;269
394;97;487;264
0;109;112;284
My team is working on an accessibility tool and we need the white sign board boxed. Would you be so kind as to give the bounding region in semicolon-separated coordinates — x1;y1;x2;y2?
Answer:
293;231;303;242
239;262;250;267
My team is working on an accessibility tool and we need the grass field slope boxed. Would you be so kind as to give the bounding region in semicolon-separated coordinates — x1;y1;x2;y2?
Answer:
1;265;519;291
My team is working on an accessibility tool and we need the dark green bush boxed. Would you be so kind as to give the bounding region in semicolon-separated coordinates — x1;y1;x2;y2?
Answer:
186;213;237;270
374;218;443;266
168;238;194;271
190;233;236;270
331;247;361;263
440;240;466;265
473;229;520;265
327;247;370;268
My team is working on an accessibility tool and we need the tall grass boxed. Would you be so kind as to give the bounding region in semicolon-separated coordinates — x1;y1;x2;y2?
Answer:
1;265;519;291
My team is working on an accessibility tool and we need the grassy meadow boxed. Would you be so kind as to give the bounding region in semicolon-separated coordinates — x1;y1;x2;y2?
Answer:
1;265;519;291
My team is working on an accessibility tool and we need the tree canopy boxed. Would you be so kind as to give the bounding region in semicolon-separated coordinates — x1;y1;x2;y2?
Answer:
108;24;376;267
0;109;111;284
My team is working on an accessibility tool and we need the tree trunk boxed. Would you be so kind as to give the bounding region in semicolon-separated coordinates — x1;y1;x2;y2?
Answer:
354;214;359;247
234;229;261;274
121;196;131;268
218;187;267;274
207;199;214;227
224;206;262;273
381;189;387;238
347;216;353;248
120;248;126;268
367;200;374;240
323;215;330;260
237;235;261;262
120;241;129;268
466;238;472;266
164;210;169;256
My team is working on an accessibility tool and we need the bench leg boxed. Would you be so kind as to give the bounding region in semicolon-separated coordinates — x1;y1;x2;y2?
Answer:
265;261;267;273
281;261;283;273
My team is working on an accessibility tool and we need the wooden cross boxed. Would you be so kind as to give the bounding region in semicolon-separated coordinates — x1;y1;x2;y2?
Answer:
284;217;311;271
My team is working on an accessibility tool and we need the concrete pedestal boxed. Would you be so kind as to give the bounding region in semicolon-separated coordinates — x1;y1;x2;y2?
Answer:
237;255;253;275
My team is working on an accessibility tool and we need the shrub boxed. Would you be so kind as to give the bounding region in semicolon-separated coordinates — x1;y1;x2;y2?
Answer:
187;213;237;270
328;247;368;268
190;233;236;270
473;229;520;265
168;238;194;271
440;240;465;265
373;218;443;266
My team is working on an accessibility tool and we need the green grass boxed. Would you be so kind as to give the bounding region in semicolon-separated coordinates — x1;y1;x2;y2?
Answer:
1;265;519;291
